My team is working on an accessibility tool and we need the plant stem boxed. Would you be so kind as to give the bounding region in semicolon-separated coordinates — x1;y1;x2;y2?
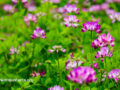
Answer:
91;31;93;65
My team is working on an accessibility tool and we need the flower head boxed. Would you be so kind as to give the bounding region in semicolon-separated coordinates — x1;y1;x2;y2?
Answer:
65;53;84;70
81;21;101;33
108;69;120;83
64;15;79;28
95;47;113;61
48;85;64;90
67;67;97;84
24;13;37;26
3;4;14;13
31;27;46;39
48;45;66;53
64;4;79;14
9;46;19;55
31;71;45;77
93;63;99;69
92;33;115;49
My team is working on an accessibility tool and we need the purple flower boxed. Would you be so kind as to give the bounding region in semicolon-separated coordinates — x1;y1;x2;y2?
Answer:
65;59;84;70
48;45;66;53
48;85;64;90
95;47;113;61
67;67;97;84
31;27;46;39
24;13;37;26
9;46;19;55
64;15;79;28
68;0;78;4
81;21;101;33
64;4;79;14
108;69;120;83
93;63;99;69
31;71;45;77
3;4;14;13
41;0;60;3
92;33;115;48
89;5;101;12
12;0;18;5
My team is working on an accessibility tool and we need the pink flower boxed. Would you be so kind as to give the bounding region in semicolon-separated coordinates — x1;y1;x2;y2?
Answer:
92;33;115;48
48;85;64;90
9;46;19;55
64;15;79;28
89;5;101;12
108;69;120;83
41;0;60;3
12;0;18;5
67;67;97;84
65;59;84;70
3;4;14;13
64;4;79;14
81;21;101;33
21;0;27;4
31;27;46;39
24;13;37;26
48;45;66;53
68;0;78;4
95;47;113;61
32;71;45;77
93;63;99;69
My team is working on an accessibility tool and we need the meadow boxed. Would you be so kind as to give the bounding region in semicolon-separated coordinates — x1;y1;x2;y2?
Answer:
0;0;120;90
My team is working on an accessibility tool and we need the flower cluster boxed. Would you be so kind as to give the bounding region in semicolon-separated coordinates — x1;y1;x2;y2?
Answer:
68;0;78;4
65;53;84;70
64;4;79;14
95;47;113;61
41;0;60;4
89;3;109;12
64;15;79;28
48;45;66;53
106;9;120;23
48;85;64;90
67;67;97;84
92;33;114;49
81;21;101;33
32;71;45;77
24;13;37;26
12;0;28;7
3;4;15;13
9;46;19;55
31;27;46;39
93;63;99;69
108;69;120;83
106;0;120;3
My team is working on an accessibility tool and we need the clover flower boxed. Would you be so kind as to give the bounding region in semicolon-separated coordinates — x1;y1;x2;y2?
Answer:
31;27;46;39
81;21;101;33
24;13;37;26
3;4;14;13
32;71;45;77
92;33;115;49
95;47;113;61
12;0;28;6
68;0;78;4
48;85;64;90
64;4;79;14
48;45;66;53
9;46;19;55
67;67;97;84
93;63;99;69
65;53;84;70
64;15;79;28
108;69;120;83
41;0;60;4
